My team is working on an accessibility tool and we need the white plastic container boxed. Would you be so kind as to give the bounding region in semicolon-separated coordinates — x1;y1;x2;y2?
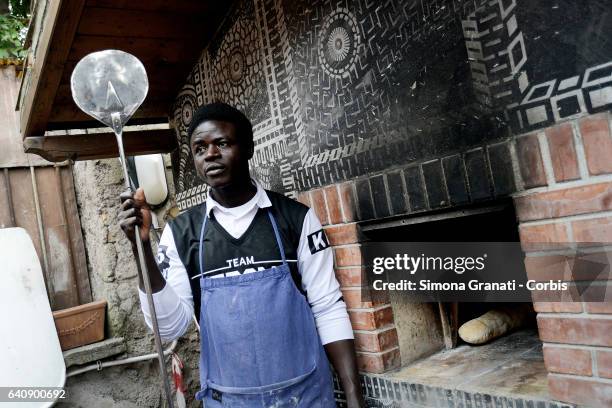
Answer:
134;154;169;206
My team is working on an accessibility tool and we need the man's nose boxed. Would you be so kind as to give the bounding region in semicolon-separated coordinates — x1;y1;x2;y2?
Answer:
204;145;220;160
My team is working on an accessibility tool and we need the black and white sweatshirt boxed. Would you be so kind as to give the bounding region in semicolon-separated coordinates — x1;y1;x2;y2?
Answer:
138;179;354;345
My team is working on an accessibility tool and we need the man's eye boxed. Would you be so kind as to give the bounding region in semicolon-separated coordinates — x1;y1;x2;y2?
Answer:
218;141;228;148
195;146;205;154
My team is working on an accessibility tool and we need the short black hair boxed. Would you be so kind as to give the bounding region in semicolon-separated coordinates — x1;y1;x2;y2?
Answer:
187;102;254;150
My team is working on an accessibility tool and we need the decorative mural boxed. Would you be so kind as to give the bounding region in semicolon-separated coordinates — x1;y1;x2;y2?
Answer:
173;0;612;210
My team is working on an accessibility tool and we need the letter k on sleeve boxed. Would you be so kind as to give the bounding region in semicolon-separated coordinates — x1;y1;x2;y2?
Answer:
297;208;354;345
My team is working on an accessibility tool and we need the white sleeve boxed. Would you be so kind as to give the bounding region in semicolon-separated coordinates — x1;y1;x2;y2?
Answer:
138;225;194;341
298;208;354;345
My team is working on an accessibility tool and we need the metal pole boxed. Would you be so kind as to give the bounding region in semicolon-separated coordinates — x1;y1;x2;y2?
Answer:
111;113;174;408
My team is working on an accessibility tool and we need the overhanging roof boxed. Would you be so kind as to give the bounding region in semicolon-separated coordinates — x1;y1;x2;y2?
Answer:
18;0;233;162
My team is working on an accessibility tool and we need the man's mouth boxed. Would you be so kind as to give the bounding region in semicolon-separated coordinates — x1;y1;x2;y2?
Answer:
205;165;225;176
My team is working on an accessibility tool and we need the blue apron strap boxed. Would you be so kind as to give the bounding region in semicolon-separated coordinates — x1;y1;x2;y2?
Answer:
267;209;287;265
198;213;209;278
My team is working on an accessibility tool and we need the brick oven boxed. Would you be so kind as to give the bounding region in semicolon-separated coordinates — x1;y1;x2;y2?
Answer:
297;113;612;407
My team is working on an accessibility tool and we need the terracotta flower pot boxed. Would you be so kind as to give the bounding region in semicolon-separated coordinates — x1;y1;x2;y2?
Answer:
52;300;107;351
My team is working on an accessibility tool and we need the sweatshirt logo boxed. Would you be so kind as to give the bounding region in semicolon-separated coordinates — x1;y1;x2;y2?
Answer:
157;245;171;279
307;229;330;254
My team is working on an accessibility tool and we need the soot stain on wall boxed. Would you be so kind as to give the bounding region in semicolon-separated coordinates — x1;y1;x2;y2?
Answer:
172;0;612;210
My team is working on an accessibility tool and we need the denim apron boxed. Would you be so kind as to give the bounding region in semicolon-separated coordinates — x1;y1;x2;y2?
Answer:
194;209;336;407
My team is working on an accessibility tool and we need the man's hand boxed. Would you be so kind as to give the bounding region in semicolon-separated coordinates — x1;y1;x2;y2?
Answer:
324;339;366;407
119;188;152;243
118;188;166;293
345;393;366;408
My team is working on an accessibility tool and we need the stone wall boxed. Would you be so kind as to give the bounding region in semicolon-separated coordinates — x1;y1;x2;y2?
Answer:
65;157;201;408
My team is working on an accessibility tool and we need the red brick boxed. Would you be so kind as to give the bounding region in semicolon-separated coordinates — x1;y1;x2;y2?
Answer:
585;300;612;314
543;345;592;375
335;267;364;287
296;191;311;207
519;223;569;252
516;133;548;188
354;327;399;353
334;245;362;267
348;306;394;330
524;254;573;281
341;287;389;309
572;216;612;244
546;123;580;182
576;279;612;305
514;182;612;222
597;350;612;379
356;348;401;373
548;374;612;407
323;185;343;225
533;301;583;313
530;284;583;308
537;315;612;347
524;251;611;282
338;182;356;222
579;113;612;175
310;189;329;225
325;223;360;246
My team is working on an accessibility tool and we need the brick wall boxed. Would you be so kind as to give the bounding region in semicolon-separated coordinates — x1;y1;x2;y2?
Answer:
299;111;612;406
514;112;612;407
295;112;522;375
298;184;401;374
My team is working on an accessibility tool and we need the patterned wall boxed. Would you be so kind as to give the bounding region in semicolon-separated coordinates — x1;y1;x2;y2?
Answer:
172;0;612;210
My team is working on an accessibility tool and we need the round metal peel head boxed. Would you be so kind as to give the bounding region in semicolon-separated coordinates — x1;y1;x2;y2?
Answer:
69;50;173;408
70;49;149;128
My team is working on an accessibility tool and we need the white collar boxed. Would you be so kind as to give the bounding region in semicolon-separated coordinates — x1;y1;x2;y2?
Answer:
205;178;271;217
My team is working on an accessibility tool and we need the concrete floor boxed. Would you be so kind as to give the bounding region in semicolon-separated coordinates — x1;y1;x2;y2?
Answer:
388;329;549;402
345;329;575;407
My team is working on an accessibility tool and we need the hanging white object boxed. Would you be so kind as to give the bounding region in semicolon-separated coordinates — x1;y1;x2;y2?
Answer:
134;154;168;206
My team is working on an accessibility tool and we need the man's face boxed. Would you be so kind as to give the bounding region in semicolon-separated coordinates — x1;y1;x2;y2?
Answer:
190;120;251;189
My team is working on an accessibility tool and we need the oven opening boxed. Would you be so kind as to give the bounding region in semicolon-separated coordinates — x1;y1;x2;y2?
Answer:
361;201;550;403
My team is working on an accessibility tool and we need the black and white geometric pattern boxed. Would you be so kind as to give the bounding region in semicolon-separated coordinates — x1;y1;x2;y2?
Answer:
172;0;612;210
318;8;361;79
461;0;612;133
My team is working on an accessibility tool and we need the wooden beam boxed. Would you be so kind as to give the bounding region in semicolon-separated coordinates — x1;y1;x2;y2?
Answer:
45;117;171;133
23;128;177;162
77;7;204;39
86;0;211;14
19;0;86;138
67;35;199;66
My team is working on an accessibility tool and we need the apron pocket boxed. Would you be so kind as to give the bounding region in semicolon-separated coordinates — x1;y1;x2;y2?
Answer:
199;365;319;407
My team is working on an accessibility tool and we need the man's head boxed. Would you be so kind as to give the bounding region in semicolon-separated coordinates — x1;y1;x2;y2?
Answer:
187;102;254;189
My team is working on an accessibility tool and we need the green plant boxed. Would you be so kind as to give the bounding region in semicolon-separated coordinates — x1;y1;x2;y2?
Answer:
0;13;27;60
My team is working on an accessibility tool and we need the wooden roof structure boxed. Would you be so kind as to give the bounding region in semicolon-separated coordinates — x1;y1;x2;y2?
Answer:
18;0;232;162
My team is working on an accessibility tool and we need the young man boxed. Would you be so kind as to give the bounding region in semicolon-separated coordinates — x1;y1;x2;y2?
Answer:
119;102;365;407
